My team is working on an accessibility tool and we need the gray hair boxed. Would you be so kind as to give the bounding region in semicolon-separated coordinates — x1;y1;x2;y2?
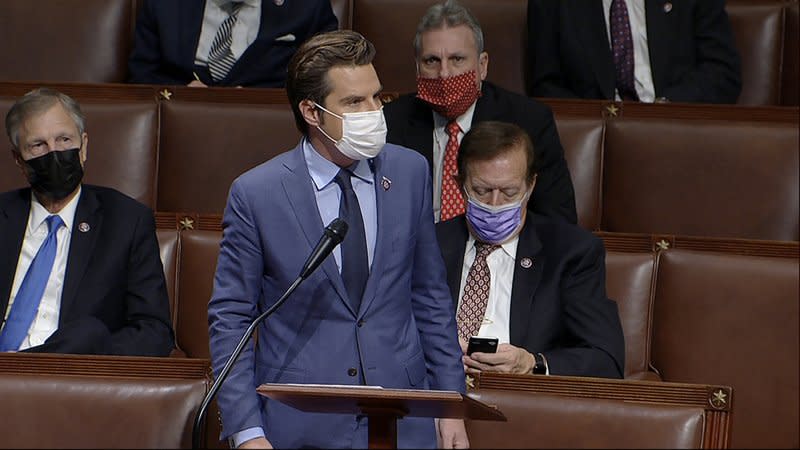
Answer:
5;87;86;151
413;0;485;57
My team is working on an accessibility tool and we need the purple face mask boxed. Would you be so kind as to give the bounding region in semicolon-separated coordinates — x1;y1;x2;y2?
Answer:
465;195;525;244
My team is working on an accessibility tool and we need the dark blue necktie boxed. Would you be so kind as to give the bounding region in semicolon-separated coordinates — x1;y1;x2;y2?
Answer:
0;215;64;351
333;167;369;311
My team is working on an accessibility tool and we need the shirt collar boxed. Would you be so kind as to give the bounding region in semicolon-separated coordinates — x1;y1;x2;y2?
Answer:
466;230;519;260
433;100;477;133
303;138;374;192
28;185;82;234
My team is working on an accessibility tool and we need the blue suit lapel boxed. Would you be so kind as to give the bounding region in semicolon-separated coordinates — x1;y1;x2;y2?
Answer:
356;155;390;316
281;145;354;315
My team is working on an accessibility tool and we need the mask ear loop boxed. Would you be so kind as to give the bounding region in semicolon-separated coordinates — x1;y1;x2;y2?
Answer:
313;102;343;145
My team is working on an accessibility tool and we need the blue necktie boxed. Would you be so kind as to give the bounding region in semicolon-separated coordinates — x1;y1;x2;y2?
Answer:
333;167;369;312
0;215;64;351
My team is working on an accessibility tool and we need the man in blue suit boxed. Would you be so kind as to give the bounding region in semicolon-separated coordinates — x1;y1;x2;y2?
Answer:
208;30;469;449
128;0;338;87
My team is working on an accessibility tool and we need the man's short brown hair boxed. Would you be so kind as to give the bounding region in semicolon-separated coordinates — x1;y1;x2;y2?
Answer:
6;87;85;152
456;121;537;186
286;30;376;135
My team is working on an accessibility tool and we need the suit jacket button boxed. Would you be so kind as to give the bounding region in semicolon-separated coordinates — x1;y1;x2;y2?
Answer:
348;367;358;377
357;319;365;327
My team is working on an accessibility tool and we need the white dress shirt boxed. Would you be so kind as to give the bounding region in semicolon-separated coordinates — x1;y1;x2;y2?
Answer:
195;0;262;66
602;0;656;102
2;187;81;350
456;234;519;344
431;102;476;222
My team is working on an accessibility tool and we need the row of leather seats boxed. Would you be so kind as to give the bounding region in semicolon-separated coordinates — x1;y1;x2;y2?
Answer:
154;224;798;448
0;0;797;105
0;352;209;448
1;85;796;241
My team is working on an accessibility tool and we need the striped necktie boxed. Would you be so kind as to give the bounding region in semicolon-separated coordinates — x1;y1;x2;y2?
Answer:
208;2;245;82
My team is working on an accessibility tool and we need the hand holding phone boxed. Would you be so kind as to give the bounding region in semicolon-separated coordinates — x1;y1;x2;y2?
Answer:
466;336;499;355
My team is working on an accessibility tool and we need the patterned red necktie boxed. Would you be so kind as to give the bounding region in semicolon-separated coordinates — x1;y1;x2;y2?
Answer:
440;121;465;221
457;242;500;340
610;0;639;101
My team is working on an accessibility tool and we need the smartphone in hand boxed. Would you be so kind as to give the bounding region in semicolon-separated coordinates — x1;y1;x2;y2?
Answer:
466;336;499;355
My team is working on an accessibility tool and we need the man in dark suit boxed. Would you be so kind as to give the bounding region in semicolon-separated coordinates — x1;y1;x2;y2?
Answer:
384;0;577;225
0;88;173;356
528;0;741;103
128;0;338;87
437;120;624;378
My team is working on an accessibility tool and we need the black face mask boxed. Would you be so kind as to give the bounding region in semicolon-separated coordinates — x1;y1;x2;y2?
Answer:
23;148;84;201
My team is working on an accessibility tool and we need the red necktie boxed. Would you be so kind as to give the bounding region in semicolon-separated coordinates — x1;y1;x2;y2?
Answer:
457;242;500;340
610;0;639;101
440;121;465;221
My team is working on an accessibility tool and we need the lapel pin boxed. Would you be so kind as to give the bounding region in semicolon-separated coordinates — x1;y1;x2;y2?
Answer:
663;2;673;13
78;222;90;233
381;176;392;191
274;0;284;5
520;257;533;269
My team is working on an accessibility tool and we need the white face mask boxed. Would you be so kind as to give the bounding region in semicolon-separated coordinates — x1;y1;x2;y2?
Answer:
314;103;387;160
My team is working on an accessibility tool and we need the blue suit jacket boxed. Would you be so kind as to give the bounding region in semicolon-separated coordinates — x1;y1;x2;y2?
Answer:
208;143;465;448
128;0;338;87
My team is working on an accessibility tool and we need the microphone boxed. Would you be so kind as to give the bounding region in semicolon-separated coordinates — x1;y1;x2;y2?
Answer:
300;218;348;279
192;218;348;449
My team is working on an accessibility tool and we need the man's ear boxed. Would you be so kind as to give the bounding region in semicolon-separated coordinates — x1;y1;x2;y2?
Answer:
478;51;489;81
79;132;89;165
299;99;321;128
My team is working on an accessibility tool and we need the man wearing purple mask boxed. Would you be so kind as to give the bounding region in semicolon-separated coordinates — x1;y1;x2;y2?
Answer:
384;0;576;225
436;121;624;379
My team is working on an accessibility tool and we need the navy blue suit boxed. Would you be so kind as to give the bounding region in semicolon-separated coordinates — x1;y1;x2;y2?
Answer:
0;185;174;356
528;0;741;103
436;215;625;378
128;0;338;87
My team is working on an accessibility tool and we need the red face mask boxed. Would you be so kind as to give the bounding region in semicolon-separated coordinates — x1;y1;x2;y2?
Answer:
416;70;482;120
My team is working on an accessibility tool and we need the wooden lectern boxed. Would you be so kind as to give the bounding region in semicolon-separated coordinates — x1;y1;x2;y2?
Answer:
257;383;506;449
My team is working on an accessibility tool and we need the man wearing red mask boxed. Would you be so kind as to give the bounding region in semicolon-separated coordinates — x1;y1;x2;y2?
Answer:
384;0;576;225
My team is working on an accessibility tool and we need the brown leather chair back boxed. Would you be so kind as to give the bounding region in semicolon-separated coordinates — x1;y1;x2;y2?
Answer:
605;251;657;380
726;0;786;105
651;249;799;448
783;1;799;105
330;0;352;29
158;101;300;213
602;116;799;240
0;353;209;449
466;373;731;448
352;0;527;94
469;390;703;448
552;114;604;230
0;0;133;83
0;98;160;208
157;229;180;328
175;230;222;359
